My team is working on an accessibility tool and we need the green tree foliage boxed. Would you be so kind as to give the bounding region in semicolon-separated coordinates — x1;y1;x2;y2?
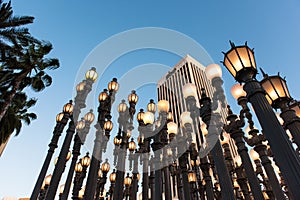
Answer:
0;1;60;144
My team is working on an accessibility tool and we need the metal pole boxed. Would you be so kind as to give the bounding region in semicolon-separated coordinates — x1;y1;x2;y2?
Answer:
244;80;300;199
45;120;76;200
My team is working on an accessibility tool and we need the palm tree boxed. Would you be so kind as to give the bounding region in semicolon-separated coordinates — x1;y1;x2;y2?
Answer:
0;0;39;60
0;92;37;144
0;42;59;124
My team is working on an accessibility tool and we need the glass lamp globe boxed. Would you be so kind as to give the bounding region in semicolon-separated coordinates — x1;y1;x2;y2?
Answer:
78;186;85;198
147;99;156;113
118;100;127;113
76;81;86;92
108;78;119;92
188;171;197;183
128;90;139;104
180;112;193;126
104;119;113;131
110;170;116;183
127;130;132;139
223;42;257;82
44;174;52;185
128;139;136;152
137;109;145;123
56;112;64;122
137;134;144;145
182;83;197;99
114;136;122;145
81;153;91;167
261;74;291;109
75;162;83;173
124;174;132;186
63;101;73;114
76;119;85;130
167;122;178;135
101;159;110;173
231;84;247;100
84;110;95;123
143;111;155;124
98;89;108;102
205;63;222;81
85;67;98;82
157;100;169;113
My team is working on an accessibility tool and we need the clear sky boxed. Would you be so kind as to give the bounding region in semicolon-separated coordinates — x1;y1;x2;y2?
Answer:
1;0;300;198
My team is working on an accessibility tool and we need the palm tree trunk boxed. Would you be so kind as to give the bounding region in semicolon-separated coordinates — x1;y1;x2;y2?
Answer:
0;71;29;123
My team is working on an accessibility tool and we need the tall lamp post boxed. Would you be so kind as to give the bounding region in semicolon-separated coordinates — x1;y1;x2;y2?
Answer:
45;112;76;200
31;101;73;199
222;41;300;199
61;110;95;200
260;70;300;147
231;83;286;199
113;90;138;200
84;78;118;200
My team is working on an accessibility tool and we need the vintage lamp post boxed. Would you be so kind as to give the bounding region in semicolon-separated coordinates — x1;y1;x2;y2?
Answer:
231;83;286;199
31;101;73;199
222;41;300;199
260;70;300;147
84;78;118;200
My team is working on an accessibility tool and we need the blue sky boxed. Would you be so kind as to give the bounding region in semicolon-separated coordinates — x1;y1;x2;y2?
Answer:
1;0;300;198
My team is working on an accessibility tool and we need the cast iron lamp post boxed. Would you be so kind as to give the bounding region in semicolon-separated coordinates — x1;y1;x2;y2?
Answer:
231;83;286;199
72;153;90;199
84;78;118;200
224;105;264;200
124;173;132;200
61;110;95;200
260;70;300;148
222;41;300;199
31;101;73;199
95;159;110;200
45;105;76;200
250;149;275;200
108;169;116;199
182;63;236;200
233;157;252;200
73;67;98;122
113;90;138;200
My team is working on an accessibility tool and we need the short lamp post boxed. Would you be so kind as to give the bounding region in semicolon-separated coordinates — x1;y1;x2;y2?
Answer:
222;41;300;199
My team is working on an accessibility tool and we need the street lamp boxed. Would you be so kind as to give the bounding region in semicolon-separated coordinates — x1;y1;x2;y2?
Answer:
31;101;73;200
72;153;90;199
260;71;300;147
222;41;300;199
84;78;118;200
